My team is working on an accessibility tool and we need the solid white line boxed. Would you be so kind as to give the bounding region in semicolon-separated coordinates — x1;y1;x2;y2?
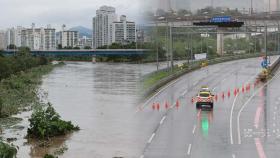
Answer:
230;93;239;144
192;125;197;134
187;144;192;155
160;116;166;125
237;71;280;144
140;155;144;158
148;133;156;144
230;71;261;145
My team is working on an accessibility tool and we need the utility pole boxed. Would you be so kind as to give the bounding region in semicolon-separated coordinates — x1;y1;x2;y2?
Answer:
156;22;159;71
169;24;173;72
250;0;253;15
265;24;268;60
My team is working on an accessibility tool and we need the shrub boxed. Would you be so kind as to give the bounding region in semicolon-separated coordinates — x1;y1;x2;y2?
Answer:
44;154;57;158
0;141;17;158
27;103;79;139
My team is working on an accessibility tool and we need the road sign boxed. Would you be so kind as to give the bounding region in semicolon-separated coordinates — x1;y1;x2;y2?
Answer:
195;53;207;60
210;16;232;23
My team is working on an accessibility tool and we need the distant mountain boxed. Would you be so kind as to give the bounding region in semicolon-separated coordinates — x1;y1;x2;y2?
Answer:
69;26;92;38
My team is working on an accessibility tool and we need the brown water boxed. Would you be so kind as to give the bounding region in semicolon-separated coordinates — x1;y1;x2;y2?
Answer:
1;62;158;158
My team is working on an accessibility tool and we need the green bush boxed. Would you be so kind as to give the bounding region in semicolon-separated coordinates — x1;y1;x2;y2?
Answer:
27;103;79;139
0;141;17;158
44;154;57;158
0;48;49;81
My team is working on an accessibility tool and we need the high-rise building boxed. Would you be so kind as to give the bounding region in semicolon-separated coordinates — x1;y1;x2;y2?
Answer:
92;6;117;48
59;30;79;48
112;15;136;44
5;28;16;47
0;30;5;50
78;36;93;48
21;24;56;50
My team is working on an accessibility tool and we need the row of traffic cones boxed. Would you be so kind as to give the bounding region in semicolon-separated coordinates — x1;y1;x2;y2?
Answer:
151;80;261;111
151;100;180;111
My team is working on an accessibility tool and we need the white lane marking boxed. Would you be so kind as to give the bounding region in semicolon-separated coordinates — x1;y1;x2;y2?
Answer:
192;125;197;134
140;155;144;158
230;94;239;144
187;144;192;155
193;81;198;85
230;71;261;145
160;116;166;125
221;78;227;83
237;71;280;144
232;154;236;158
182;89;188;96
148;133;156;144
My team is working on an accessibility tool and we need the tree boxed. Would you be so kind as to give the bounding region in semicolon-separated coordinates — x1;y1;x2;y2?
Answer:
7;44;17;50
0;50;4;57
177;9;192;16
0;97;3;117
84;46;92;49
73;46;80;50
57;44;63;49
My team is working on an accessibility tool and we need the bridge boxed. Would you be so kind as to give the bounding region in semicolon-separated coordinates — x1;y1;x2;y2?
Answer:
2;49;148;57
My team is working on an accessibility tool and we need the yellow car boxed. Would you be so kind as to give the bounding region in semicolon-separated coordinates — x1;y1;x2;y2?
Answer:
196;88;214;109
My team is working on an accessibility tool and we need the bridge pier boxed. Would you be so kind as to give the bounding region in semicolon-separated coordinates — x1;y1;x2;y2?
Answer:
217;29;224;55
92;56;96;63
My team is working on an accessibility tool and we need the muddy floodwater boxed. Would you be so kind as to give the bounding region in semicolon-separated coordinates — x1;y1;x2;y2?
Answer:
2;62;163;158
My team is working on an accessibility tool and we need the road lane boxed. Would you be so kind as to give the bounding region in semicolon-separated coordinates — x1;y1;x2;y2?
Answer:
138;56;279;158
237;67;280;158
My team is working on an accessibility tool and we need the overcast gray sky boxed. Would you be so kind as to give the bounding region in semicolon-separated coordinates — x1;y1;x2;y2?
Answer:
0;0;147;30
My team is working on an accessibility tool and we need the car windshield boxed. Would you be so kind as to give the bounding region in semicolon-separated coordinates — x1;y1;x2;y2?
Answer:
199;93;210;97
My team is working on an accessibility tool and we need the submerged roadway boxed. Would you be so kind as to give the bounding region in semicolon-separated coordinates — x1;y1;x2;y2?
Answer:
136;56;280;158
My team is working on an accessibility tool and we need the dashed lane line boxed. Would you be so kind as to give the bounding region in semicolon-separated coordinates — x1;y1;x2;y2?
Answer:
148;133;156;144
160;116;166;125
192;125;197;134
187;144;192;155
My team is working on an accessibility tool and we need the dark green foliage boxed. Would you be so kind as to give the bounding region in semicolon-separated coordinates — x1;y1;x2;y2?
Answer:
44;154;57;158
0;141;17;158
0;48;49;81
6;44;17;50
0;64;54;118
84;46;91;49
97;42;137;49
0;97;3;117
27;103;79;139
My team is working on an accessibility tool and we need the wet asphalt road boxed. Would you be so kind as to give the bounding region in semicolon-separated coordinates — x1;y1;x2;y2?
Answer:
138;56;280;158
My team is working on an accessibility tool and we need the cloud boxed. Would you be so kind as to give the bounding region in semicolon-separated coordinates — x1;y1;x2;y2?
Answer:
0;0;146;29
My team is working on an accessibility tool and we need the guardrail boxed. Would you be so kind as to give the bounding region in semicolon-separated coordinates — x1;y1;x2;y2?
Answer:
269;56;280;74
141;52;280;99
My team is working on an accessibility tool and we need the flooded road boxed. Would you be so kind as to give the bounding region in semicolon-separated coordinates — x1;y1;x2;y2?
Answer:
2;62;160;158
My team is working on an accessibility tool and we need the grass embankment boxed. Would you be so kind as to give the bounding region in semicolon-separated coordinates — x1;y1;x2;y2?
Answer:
142;63;189;91
0;49;79;157
0;64;54;117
